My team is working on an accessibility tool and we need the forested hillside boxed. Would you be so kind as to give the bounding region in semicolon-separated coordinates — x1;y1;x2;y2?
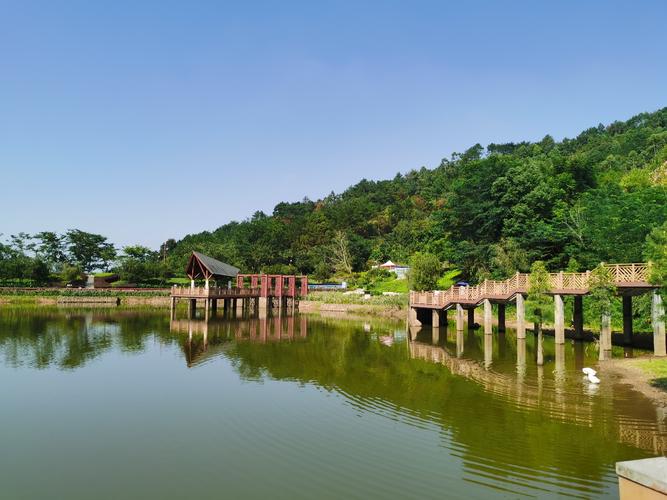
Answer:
2;108;666;287
166;108;667;281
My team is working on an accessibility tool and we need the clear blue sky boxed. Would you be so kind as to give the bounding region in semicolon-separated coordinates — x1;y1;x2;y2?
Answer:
2;0;666;249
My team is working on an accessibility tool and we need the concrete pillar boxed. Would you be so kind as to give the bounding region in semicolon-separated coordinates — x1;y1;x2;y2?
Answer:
652;291;666;357
573;296;584;340
409;307;422;328
600;312;612;359
467;308;475;331
456;329;464;358
432;309;445;328
432;327;439;345
456;304;464;331
555;343;565;381
622;296;633;346
484;332;492;369
483;299;493;335
516;338;526;378
536;325;544;366
497;303;506;332
516;294;526;339
205;298;210;319
554;294;565;344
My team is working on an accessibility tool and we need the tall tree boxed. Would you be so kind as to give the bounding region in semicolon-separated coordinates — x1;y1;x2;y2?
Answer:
66;229;116;272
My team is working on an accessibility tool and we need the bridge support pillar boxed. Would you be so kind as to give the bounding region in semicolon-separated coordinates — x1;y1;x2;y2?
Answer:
188;299;196;319
652;291;666;357
211;299;217;313
554;294;565;344
600;312;612;359
515;294;526;339
432;325;439;345
497;304;506;332
408;307;422;328
483;299;492;335
622;296;633;345
456;304;464;331
170;297;176;320
573;296;584;340
536;324;544;366
432;309;445;328
467;308;475;331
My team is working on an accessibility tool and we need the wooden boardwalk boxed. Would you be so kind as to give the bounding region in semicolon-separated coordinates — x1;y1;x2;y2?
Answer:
409;263;666;356
410;263;652;309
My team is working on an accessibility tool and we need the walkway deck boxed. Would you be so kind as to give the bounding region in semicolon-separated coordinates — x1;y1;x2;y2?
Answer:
410;263;653;310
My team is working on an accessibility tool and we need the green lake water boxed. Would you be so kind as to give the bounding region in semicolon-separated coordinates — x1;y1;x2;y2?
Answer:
0;307;665;499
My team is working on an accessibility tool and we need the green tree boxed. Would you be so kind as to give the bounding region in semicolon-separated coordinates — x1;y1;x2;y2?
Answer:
408;252;441;291
645;221;667;291
66;229;116;272
587;264;616;330
34;231;67;271
117;245;160;284
526;261;551;365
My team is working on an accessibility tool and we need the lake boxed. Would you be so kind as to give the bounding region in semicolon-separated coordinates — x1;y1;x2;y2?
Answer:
0;307;665;499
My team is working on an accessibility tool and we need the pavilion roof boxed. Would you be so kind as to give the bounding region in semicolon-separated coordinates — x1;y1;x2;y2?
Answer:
186;251;240;280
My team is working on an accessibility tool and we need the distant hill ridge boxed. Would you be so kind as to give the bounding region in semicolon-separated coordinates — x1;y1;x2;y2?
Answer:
168;107;667;281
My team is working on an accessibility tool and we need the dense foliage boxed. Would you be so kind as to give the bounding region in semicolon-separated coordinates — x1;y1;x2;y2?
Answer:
2;108;666;287
163;108;667;282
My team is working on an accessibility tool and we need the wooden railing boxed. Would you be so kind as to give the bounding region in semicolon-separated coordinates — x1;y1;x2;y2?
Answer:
410;263;651;308
171;286;261;298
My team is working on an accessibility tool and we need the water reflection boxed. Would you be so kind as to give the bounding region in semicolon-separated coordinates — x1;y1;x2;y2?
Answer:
1;308;666;499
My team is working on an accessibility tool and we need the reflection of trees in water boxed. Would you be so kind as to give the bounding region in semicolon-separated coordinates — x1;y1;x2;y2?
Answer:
0;308;662;495
0;308;174;369
223;321;663;494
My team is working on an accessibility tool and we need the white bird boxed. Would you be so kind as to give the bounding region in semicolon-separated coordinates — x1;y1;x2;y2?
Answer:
587;373;601;384
582;367;597;376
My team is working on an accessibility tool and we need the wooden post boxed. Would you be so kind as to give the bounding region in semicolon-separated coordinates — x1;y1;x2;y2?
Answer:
622;296;633;346
573;296;584;340
516;294;526;339
170;297;176;320
497;303;506;332
483;299;492;335
652;291;666;357
554;294;565;344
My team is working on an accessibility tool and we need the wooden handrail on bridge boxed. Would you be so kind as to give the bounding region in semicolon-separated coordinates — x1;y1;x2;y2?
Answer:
410;263;651;308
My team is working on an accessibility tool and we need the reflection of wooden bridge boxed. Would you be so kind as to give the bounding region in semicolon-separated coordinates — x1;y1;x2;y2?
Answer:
409;263;665;355
171;316;308;367
409;339;667;455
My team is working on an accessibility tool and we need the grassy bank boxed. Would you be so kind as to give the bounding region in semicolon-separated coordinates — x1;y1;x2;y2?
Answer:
624;359;667;391
305;291;407;307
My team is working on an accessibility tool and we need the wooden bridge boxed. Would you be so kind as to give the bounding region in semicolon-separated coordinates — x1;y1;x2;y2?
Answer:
409;263;666;356
170;251;308;318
